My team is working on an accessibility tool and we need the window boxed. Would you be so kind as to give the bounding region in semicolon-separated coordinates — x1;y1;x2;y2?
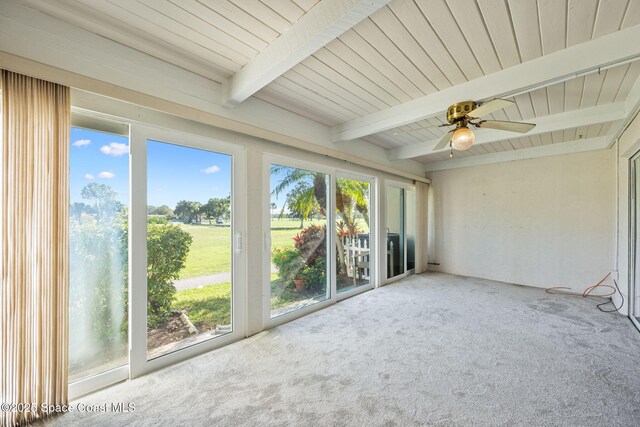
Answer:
386;186;405;279
385;184;416;280
68;126;129;382
145;140;233;359
269;164;330;317
336;175;373;293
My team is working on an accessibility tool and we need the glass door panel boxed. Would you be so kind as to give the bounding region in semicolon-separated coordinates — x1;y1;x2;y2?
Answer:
386;186;405;279
406;189;416;271
146;139;233;360
633;156;640;321
269;164;330;317
336;177;372;292
69;126;129;382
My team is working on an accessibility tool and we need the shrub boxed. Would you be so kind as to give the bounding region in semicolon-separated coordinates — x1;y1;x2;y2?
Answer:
293;224;326;266
146;223;193;328
272;246;305;284
69;213;127;351
147;216;168;225
302;258;326;294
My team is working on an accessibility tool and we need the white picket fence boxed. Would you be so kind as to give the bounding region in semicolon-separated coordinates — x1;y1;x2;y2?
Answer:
342;236;370;280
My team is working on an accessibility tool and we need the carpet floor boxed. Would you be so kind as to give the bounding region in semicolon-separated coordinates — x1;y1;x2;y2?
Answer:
42;273;640;426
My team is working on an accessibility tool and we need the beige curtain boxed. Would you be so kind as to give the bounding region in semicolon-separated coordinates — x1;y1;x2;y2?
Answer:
414;181;429;274
1;70;69;427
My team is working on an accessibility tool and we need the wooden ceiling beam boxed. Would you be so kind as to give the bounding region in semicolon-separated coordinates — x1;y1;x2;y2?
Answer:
333;24;640;142
390;103;626;160
221;0;390;107
423;136;610;172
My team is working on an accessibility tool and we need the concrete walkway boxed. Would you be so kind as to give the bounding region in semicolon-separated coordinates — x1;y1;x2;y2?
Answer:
173;272;231;290
174;265;278;290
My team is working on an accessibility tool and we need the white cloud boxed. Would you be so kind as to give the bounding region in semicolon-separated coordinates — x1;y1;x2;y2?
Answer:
83;173;95;180
72;139;91;147
100;142;129;157
201;165;221;174
97;171;116;179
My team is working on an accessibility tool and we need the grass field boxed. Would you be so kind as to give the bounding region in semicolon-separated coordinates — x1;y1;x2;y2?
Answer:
178;219;325;279
172;282;231;329
172;217;369;324
178;224;231;279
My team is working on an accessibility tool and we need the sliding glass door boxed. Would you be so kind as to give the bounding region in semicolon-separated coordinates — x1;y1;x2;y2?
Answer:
129;126;245;377
630;153;640;329
336;173;374;294
385;183;416;281
268;162;331;318
145;140;234;359
406;189;416;272
386;186;405;279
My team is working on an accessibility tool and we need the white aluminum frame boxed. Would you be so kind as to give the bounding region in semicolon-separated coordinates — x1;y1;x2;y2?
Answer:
263;154;336;329
68;112;131;399
335;170;377;301
129;124;247;378
383;180;416;285
628;152;640;332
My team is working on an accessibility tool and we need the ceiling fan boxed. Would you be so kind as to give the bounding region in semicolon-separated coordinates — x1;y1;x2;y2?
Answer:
394;99;536;153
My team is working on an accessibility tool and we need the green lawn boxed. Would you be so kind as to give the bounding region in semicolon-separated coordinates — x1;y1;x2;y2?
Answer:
177;217;368;280
172;282;231;329
178;224;231;279
177;219;326;279
270;218;324;250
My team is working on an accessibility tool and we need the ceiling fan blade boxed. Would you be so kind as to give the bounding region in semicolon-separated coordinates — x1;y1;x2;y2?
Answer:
468;99;514;118
432;129;455;151
392;122;449;135
477;120;536;133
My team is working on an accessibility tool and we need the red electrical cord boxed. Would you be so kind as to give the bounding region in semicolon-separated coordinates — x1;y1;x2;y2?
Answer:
545;272;615;298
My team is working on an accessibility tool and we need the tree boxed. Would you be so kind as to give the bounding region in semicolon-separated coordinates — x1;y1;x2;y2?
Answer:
271;167;369;232
270;202;277;221
153;205;173;216
174;200;202;224
284;181;318;228
271;167;369;274
201;196;230;224
271;165;327;217
81;182;119;220
70;202;91;219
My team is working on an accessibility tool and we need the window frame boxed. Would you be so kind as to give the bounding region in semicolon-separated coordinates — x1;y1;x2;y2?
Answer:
383;180;416;286
263;154;336;329
129;124;247;379
335;169;377;301
68;111;131;399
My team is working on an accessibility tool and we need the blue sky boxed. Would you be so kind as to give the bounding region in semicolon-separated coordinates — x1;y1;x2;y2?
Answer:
70;128;322;211
70;128;232;208
147;140;231;207
70;127;130;205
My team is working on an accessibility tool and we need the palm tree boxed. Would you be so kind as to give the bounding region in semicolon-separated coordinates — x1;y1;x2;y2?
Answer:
271;165;369;275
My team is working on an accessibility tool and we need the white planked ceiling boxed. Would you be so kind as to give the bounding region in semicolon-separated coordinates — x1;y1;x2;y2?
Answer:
21;0;640;169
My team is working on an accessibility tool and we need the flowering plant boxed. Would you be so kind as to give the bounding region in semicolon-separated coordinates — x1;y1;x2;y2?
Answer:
272;246;305;282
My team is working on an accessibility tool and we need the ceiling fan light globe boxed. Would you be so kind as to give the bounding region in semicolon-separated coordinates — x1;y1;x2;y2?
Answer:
451;126;475;151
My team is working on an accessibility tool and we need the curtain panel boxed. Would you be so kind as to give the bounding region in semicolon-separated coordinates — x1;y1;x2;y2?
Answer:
1;70;70;427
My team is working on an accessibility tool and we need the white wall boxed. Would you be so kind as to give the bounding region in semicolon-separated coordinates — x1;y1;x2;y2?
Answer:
426;150;615;292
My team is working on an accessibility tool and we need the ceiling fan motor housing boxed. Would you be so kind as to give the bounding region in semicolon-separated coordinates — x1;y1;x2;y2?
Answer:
447;100;477;122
